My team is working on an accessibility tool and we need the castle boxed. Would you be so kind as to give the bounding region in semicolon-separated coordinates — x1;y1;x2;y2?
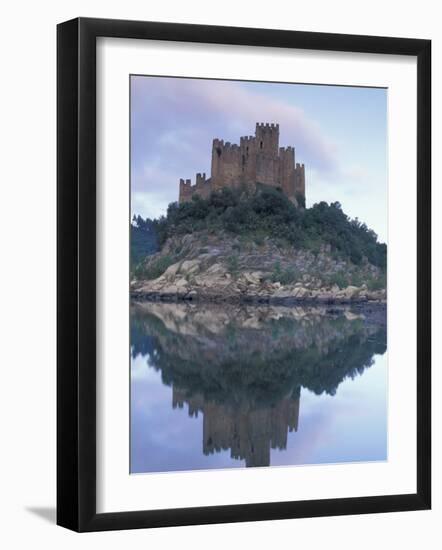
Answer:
179;123;306;206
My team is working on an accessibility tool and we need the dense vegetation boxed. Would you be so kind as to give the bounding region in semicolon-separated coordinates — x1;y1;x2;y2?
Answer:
137;186;386;270
130;215;158;267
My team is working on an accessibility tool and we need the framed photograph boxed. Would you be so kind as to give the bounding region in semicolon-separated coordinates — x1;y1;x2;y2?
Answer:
57;17;431;532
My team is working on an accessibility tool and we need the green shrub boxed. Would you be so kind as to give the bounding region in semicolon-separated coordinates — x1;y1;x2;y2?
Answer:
325;272;348;289
269;261;300;285
130;221;158;267
134;187;387;271
349;272;364;287
253;233;265;246
226;254;239;275
367;273;386;291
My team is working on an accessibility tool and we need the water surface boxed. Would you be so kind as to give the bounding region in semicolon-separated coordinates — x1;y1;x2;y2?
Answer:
130;302;387;473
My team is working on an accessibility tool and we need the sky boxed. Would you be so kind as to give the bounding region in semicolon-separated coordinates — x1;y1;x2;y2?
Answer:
131;76;387;243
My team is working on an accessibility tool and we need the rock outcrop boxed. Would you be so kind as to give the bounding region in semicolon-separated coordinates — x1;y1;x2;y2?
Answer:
131;231;386;304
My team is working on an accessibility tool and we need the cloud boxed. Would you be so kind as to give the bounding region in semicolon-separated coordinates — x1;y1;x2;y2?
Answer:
341;164;370;183
131;191;171;221
130;76;339;203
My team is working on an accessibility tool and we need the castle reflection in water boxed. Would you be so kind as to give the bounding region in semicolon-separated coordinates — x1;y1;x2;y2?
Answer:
131;302;387;471
173;387;300;468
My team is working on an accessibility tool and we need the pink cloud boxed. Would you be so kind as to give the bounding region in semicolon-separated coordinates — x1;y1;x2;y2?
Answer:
131;76;338;173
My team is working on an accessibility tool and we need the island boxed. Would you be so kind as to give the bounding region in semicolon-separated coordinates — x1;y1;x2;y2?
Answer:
130;123;386;305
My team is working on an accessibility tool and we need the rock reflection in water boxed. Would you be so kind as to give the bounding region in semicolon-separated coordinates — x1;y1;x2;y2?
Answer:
131;302;387;472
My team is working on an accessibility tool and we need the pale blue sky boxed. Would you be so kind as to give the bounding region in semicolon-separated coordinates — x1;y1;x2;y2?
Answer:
131;76;387;243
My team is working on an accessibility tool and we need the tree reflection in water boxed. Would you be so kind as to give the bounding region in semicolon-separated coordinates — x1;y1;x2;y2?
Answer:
131;302;386;468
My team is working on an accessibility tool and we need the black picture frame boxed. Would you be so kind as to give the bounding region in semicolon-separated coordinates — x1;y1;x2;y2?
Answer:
57;17;431;532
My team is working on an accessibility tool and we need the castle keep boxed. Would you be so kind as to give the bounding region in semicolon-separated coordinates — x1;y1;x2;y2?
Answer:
179;123;306;206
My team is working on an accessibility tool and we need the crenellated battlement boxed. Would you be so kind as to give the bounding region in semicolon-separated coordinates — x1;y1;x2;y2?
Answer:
223;142;240;151
195;172;207;185
256;122;279;131
179;123;306;205
213;139;241;155
240;136;255;142
179;173;212;202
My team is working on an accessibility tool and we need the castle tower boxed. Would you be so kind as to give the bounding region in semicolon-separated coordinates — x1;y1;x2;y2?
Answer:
178;178;193;203
278;146;295;198
210;139;224;190
240;135;257;185
255;122;279;156
294;163;306;203
255;123;280;186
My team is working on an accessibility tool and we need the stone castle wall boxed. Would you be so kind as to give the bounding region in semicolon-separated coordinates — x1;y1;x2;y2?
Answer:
179;123;306;206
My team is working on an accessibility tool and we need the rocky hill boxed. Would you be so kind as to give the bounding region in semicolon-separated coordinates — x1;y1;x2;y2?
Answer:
131;187;386;304
131;230;386;304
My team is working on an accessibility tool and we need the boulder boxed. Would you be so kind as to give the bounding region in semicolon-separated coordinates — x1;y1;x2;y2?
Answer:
367;289;386;301
206;263;226;275
180;259;200;275
175;278;188;288
160;284;178;295
294;287;309;298
163;262;181;281
272;289;293;299
343;285;360;299
242;272;261;285
202;275;228;288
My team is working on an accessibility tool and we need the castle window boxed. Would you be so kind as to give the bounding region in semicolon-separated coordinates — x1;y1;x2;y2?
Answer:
260;141;263;149
242;154;245;168
216;147;222;157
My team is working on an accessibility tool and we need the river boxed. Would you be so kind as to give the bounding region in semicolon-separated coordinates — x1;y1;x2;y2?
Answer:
130;302;387;473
